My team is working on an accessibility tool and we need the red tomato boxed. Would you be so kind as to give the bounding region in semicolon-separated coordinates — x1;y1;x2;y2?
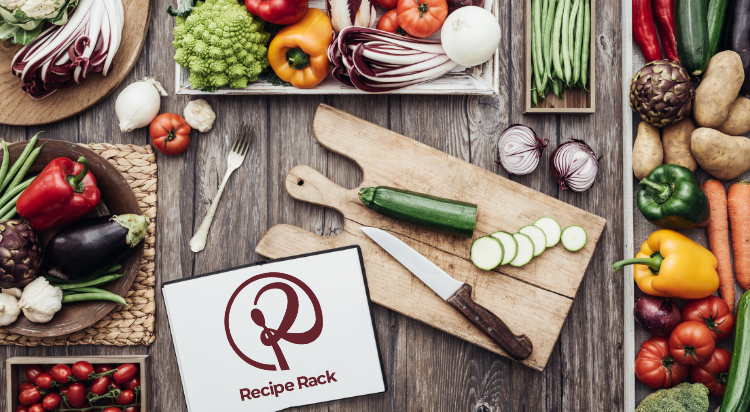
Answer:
682;296;735;342
42;393;61;411
19;387;41;406
25;366;43;383
691;347;732;396
58;383;69;395
376;0;398;10
377;10;407;35
122;376;141;391
67;382;87;408
72;361;94;381
90;376;111;396
150;114;191;156
116;390;135;406
124;408;140;412
113;364;138;385
634;336;690;389
94;364;114;374
43;365;53;374
18;382;35;392
15;405;29;412
396;0;448;38
27;404;44;412
33;374;54;390
103;408;123;412
669;321;716;365
50;364;72;384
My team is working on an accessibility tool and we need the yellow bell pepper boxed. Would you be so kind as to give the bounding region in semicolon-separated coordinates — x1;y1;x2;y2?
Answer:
268;8;332;89
613;229;719;299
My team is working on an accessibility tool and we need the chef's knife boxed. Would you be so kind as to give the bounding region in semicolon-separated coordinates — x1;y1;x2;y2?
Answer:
361;227;533;360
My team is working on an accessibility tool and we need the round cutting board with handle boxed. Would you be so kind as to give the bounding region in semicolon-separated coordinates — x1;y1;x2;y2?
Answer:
0;0;151;126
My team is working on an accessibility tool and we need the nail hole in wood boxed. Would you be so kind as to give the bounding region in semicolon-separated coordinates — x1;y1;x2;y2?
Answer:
474;316;479;321
488;327;492;332
297;179;304;186
462;305;466;309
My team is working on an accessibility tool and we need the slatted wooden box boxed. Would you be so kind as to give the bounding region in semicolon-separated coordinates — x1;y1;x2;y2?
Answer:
175;0;500;95
523;0;596;114
6;356;148;412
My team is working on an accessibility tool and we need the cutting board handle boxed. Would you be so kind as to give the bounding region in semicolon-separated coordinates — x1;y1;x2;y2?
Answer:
285;165;358;214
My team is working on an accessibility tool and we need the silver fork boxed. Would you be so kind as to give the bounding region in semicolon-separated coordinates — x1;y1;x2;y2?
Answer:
190;123;254;253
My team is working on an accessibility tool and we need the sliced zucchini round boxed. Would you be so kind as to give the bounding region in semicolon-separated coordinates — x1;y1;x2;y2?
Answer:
490;231;518;265
510;233;535;267
519;225;547;256
534;217;562;247
561;225;587;252
471;236;504;270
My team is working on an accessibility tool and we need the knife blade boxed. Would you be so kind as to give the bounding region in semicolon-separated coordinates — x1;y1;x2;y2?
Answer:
361;227;533;360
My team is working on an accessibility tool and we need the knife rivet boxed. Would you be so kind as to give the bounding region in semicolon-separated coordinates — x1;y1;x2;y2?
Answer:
488;327;492;332
474;316;479;320
462;305;466;309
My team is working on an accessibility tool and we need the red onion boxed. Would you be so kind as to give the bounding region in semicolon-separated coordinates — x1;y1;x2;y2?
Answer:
634;295;682;337
549;140;599;192
495;125;548;175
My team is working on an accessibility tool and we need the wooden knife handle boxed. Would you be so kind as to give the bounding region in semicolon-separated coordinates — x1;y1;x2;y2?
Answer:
447;284;533;360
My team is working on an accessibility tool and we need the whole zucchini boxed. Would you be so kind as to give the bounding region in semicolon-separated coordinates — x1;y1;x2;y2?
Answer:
675;0;710;75
721;290;750;412
358;187;477;238
707;0;729;57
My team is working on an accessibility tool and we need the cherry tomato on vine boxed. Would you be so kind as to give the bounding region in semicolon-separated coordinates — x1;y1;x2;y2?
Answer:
15;405;29;412
43;365;53;374
376;10;407;35
42;393;61;411
110;382;122;390
124;407;140;412
25;366;43;383
682;296;735;342
690;347;732;396
103;408;123;412
27;404;44;412
18;387;41;405
116;390;135;405
669;321;716;366
50;364;72;384
72;361;94;381
375;0;398;10
150;114;191;156
94;364;114;374
113;364;138;384
90;376;111;396
58;383;69;396
123;376;141;391
33;373;54;390
18;382;34;392
66;382;87;408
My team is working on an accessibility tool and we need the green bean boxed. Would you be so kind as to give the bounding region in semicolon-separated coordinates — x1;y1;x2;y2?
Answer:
1;132;39;193
572;0;584;85
568;0;581;85
0;140;9;190
52;275;124;290
531;0;543;94
555;77;564;98
541;0;548;38
581;0;590;90
552;0;565;80
106;264;123;274
0;193;21;220
6;145;42;194
533;0;544;77
561;0;572;83
543;0;557;79
2;207;16;220
0;175;34;211
62;292;128;307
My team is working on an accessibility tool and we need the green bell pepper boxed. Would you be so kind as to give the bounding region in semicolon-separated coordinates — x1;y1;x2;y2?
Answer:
637;165;710;230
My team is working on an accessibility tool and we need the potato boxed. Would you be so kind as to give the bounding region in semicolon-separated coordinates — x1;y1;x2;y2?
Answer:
694;51;746;128
662;117;697;172
633;122;663;180
691;127;750;180
717;96;750;136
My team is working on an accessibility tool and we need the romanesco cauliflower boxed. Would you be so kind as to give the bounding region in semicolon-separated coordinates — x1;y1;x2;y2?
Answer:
172;0;270;90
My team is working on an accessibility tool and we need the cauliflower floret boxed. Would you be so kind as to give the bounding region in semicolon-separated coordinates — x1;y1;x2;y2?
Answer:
172;0;270;91
0;0;62;18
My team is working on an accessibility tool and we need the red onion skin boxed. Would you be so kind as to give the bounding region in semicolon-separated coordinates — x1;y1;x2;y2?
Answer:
634;295;682;336
496;124;548;175
549;140;599;192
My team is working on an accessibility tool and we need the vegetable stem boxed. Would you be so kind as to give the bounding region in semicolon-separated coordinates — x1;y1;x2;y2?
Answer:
67;157;89;193
613;252;664;273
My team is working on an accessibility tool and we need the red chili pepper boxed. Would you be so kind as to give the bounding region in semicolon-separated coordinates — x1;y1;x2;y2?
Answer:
245;0;308;25
17;156;100;231
652;0;679;62
633;0;663;61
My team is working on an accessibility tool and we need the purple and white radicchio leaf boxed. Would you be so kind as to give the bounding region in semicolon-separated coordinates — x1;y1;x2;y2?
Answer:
327;0;377;33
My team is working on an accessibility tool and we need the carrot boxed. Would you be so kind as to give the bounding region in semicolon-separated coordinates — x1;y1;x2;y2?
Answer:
703;179;735;313
728;181;750;291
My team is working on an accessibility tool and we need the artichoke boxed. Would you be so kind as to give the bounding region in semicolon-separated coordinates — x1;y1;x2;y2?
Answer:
0;220;42;289
630;60;695;128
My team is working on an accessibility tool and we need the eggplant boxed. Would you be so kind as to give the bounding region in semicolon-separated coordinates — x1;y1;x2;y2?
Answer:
43;214;150;281
729;0;750;94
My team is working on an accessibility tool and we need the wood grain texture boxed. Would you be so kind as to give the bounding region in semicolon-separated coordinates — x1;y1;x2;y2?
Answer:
0;0;624;408
0;0;152;126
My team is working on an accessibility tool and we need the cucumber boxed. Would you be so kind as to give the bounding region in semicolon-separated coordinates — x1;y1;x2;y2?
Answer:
519;225;547;256
708;0;729;57
491;231;518;265
561;225;587;251
510;233;535;267
358;187;478;238
470;237;504;270
534;217;562;247
721;290;750;412
675;0;711;75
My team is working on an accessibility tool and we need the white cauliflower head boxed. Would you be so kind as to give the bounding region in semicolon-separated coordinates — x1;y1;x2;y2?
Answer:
0;0;63;18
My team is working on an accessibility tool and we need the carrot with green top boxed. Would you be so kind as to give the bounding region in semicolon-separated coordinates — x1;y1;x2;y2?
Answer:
729;181;750;291
703;179;735;312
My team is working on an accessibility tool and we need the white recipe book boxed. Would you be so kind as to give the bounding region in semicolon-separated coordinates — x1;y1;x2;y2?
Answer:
163;246;387;411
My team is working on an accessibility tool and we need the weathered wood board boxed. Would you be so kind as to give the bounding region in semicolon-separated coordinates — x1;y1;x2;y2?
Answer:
256;104;607;371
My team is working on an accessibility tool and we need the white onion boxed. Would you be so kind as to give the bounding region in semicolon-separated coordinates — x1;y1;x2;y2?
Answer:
550;140;599;192
496;125;548;175
440;6;501;67
115;77;168;132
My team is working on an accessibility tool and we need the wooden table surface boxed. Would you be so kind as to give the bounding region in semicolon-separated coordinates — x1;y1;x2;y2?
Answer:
0;0;624;410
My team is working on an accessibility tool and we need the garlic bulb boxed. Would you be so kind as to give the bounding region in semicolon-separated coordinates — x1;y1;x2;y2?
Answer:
2;288;22;299
116;77;168;132
183;99;216;133
0;292;20;326
18;277;62;324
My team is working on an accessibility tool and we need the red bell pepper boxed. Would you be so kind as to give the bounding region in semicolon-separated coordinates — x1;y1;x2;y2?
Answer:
17;157;101;231
245;0;308;25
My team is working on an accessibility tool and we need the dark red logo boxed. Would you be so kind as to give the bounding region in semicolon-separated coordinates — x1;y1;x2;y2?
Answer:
224;272;323;371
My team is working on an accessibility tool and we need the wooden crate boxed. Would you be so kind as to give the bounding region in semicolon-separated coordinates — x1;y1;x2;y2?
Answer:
6;356;148;412
523;0;596;114
175;0;500;95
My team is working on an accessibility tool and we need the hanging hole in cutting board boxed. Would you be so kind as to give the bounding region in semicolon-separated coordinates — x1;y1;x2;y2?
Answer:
298;179;304;186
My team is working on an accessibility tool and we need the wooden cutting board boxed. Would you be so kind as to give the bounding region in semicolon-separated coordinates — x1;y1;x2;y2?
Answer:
0;0;151;126
256;104;607;371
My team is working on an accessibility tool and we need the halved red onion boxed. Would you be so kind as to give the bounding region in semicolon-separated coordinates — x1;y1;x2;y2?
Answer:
495;125;548;175
549;140;599;192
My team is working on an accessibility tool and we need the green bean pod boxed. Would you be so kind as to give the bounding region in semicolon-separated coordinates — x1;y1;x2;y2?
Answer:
62;292;128;307
560;0;571;83
533;0;544;77
569;0;582;84
51;274;124;290
107;264;123;274
543;0;557;79
2;207;17;220
7;145;42;194
581;0;590;89
0;140;9;190
1;132;39;193
552;0;565;79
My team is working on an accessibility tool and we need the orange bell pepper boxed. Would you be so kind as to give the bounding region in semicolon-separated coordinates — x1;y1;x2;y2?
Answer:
268;8;332;89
